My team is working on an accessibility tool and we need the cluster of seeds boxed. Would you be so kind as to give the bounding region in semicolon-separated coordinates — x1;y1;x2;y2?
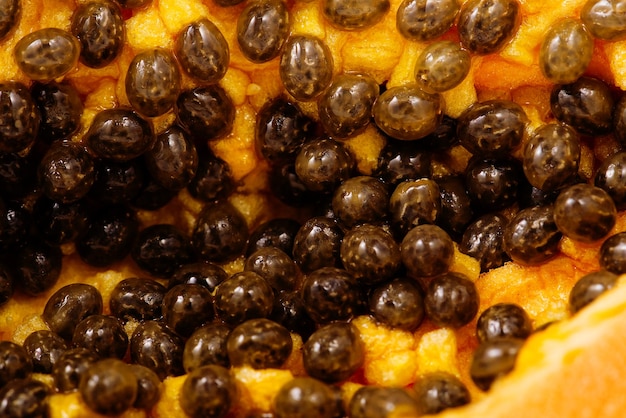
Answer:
1;0;626;416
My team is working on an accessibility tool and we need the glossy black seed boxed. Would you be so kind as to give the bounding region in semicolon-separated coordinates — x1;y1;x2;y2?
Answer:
303;322;364;383
349;386;419;418
237;0;290;63
38;141;95;204
301;267;360;324
415;40;471;93
373;84;443;140
52;347;99;393
180;365;236;418
0;341;32;389
0;265;14;307
14;28;80;80
470;337;524;391
144;125;198;191
76;205;139;267
465;157;523;211
8;204;44;250
130;320;185;380
269;162;314;207
0;0;19;41
43;283;103;340
503;205;562;265
0;202;7;234
183;324;231;372
292;216;344;273
476;303;533;343
600;232;626;274
424;272;479;328
314;197;339;218
31;81;83;142
227;318;292;369
270;290;316;341
554;183;617;243
214;0;245;6
132;176;179;210
0;201;31;251
374;140;431;186
129;364;162;409
600;148;626;203
279;34;334;101
569;270;618;314
295;138;354;193
32;197;87;246
176;85;235;142
369;277;425;331
0;205;22;250
170;261;228;292
458;0;520;54
522;123;580;192
132;175;172;210
13;241;62;296
71;0;125;68
79;358;137;416
460;213;509;272
340;224;400;284
389;178;440;236
518;183;562;208
323;0;389;30
245;247;299;291
109;277;166;322
413;372;471;414
214;271;274;325
0;378;49;418
162;284;214;338
187;149;234;202
175;18;229;82
23;330;68;374
400;224;454;278
396;0;459;41
318;73;379;139
539;18;593;84
580;0;626;40
85;108;155;161
126;49;181;117
418;114;459;151
550;76;615;136
131;224;194;278
247;218;301;257
332;176;388;228
0;81;40;154
72;314;129;359
273;377;340;418
613;94;626;146
89;159;146;204
192;200;248;263
457;100;528;156
117;0;152;8
0;152;37;197
256;97;313;167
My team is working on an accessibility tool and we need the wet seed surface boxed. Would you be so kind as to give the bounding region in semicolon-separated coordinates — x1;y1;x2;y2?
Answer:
1;0;626;416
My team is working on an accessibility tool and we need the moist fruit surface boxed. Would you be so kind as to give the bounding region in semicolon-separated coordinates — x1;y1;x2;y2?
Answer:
3;0;626;417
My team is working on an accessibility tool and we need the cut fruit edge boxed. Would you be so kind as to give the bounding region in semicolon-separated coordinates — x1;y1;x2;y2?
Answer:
435;276;626;418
